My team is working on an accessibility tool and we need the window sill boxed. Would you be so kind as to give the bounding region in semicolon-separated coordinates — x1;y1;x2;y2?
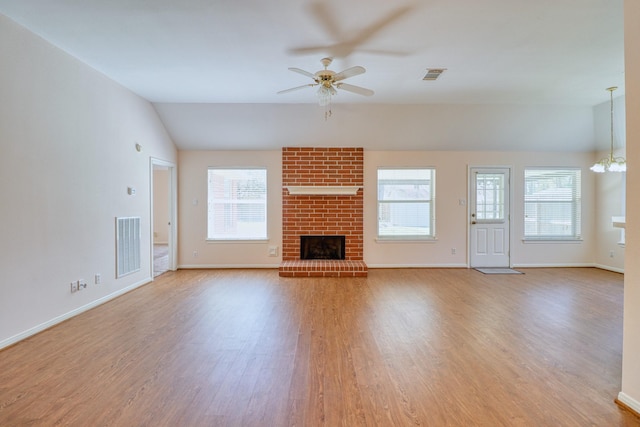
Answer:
376;237;438;243
521;238;583;244
207;239;269;244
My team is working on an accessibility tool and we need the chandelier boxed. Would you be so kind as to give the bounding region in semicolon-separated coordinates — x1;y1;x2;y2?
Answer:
590;86;626;173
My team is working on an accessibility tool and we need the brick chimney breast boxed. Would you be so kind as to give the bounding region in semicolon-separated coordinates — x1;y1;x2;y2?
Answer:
280;147;367;277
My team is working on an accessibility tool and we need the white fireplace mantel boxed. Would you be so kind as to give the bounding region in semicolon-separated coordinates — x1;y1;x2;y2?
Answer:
285;186;361;196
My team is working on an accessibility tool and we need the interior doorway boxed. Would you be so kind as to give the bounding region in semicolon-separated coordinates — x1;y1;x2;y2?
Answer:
469;167;511;268
151;158;177;277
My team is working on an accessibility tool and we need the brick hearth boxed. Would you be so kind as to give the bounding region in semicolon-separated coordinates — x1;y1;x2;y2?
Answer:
279;260;368;277
279;147;367;277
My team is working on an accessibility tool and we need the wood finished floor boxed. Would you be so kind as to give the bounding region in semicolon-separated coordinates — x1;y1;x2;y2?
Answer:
1;268;638;426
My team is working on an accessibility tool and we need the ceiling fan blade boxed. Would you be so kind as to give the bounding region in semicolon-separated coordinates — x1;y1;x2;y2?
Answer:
277;84;314;95
358;48;411;57
288;45;331;56
336;83;374;97
288;67;316;80
289;42;356;59
308;2;343;42
289;4;414;59
334;66;366;82
346;5;413;48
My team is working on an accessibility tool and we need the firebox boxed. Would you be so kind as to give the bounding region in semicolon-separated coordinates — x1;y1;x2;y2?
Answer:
300;235;346;260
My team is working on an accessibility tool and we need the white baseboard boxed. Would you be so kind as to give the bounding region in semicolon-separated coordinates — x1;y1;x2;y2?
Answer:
367;263;468;269
177;263;616;271
510;262;594;268
0;277;152;351
511;262;624;273
593;263;625;274
617;392;640;415
178;264;279;269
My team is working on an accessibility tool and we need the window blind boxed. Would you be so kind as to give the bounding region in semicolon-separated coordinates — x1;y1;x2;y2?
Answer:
377;168;435;239
207;168;267;240
524;168;581;240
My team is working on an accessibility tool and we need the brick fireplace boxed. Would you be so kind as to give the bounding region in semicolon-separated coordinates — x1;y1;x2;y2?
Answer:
279;147;368;277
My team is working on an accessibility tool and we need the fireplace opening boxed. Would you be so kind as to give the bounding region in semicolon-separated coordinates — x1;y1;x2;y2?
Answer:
300;235;346;260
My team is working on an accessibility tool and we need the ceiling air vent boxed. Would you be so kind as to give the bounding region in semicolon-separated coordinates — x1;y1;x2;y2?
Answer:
423;68;446;81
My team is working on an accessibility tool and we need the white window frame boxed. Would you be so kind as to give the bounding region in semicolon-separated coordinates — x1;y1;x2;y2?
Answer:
523;168;581;241
377;167;436;241
207;167;268;241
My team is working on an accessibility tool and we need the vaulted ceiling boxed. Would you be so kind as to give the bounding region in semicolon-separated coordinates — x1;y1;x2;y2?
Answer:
0;0;625;151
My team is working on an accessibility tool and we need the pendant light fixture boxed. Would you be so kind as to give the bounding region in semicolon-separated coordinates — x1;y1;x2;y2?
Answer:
590;86;626;173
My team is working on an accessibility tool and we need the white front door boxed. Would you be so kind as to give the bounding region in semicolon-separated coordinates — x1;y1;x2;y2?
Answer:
469;168;510;268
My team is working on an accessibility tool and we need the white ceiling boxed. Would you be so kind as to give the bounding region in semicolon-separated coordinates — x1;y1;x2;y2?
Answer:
0;0;625;150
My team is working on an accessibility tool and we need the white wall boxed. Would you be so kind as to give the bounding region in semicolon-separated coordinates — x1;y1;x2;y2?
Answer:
155;102;596;152
592;96;626;272
178;150;283;268
619;0;640;413
178;148;595;269
0;14;177;348
364;151;595;267
153;169;170;244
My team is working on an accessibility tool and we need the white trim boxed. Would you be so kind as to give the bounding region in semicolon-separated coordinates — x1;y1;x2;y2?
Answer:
593;264;625;274
150;158;178;273
285;186;361;195
367;263;468;269
178;264;280;269
0;277;152;351
511;262;594;268
522;238;583;244
617;392;640;415
206;239;270;244
375;238;438;243
177;263;617;270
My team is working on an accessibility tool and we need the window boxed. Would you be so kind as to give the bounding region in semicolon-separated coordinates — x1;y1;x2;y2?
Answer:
207;168;267;240
377;168;435;239
524;168;581;240
475;172;506;221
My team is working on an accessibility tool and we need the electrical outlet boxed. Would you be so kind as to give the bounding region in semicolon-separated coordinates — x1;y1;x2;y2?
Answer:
610;250;615;258
95;274;101;285
78;280;87;290
451;248;457;255
268;246;279;257
193;251;198;258
70;282;78;293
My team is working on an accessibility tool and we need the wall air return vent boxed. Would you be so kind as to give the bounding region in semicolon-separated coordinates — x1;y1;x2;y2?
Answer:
116;216;141;278
423;68;446;81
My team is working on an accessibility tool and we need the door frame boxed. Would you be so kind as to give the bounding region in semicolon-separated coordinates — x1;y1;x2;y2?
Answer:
467;165;513;268
150;157;178;275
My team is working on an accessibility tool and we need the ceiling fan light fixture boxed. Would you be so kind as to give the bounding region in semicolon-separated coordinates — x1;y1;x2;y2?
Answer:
317;85;332;106
591;86;626;173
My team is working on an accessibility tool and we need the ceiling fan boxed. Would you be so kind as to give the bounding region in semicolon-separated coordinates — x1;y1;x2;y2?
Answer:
277;57;374;106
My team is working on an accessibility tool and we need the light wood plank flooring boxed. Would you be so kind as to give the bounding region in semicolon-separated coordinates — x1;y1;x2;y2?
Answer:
1;268;638;426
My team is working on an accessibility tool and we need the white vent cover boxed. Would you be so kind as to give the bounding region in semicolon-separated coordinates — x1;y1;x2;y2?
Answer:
423;68;446;81
116;217;141;278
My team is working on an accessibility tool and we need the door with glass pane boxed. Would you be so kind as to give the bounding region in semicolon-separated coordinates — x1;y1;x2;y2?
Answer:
469;168;510;268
